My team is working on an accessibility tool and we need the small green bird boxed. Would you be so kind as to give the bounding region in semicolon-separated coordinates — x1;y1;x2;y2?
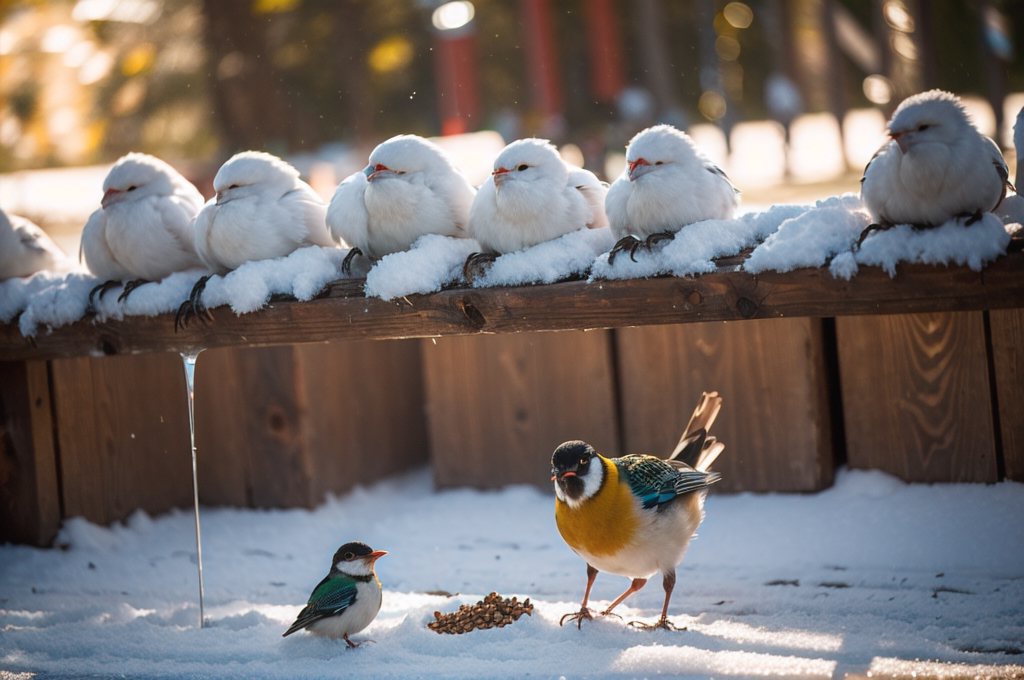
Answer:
282;542;387;647
552;391;724;630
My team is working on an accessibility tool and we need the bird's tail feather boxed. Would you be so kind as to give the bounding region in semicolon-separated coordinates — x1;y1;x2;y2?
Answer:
669;391;724;471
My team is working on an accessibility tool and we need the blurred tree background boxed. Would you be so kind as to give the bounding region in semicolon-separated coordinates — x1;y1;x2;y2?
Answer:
1;0;1022;174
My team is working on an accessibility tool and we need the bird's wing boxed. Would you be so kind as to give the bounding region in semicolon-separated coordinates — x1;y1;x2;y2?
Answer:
282;574;359;637
567;167;609;229
705;163;740;196
281;185;333;248
327;172;370;252
616;454;720;510
984;136;1015;204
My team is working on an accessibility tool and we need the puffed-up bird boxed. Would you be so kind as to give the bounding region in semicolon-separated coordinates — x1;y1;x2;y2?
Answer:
465;138;608;276
552;391;724;630
604;125;739;264
177;151;335;327
81;153;205;303
861;89;1012;230
282;542;387;647
0;208;70;280
327;134;475;274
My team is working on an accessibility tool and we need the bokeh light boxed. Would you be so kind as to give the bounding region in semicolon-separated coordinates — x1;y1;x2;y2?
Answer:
432;1;475;31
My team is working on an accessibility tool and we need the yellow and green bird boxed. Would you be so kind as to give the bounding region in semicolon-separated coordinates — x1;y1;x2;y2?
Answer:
552;391;724;630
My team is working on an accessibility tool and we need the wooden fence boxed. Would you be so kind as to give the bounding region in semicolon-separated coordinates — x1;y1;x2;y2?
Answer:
2;251;1023;546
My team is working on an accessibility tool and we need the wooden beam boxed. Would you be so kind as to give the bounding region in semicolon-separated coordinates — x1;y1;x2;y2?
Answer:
2;251;1023;362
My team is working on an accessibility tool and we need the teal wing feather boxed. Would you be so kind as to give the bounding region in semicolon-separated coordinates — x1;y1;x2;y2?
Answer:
616;454;720;510
282;574;359;636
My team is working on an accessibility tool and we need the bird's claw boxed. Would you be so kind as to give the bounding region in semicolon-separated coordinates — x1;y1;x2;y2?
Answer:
116;279;150;303
462;252;497;283
628;616;685;631
341;247;364;277
174;275;213;332
344;635;375;649
607;235;642;265
559;607;595;629
87;280;122;312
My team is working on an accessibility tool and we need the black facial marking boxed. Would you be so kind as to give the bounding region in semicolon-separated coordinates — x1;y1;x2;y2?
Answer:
332;541;373;567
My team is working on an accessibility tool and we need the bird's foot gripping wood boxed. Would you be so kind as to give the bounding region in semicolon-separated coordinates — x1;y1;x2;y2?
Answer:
559;607;596;629
174;275;213;331
462;252;497;283
628;616;686;631
644;231;675;250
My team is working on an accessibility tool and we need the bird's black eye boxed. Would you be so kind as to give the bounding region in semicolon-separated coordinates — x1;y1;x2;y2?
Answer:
127;185;137;191
516;164;528;171
228;184;239;190
579;455;590;466
918;124;930;131
344;552;355;561
654;161;664;165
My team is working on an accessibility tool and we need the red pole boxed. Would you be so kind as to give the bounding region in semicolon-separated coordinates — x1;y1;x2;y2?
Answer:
520;0;563;120
434;33;480;135
585;0;624;103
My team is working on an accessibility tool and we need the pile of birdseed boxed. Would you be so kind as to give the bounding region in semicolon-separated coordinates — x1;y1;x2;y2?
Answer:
427;592;534;634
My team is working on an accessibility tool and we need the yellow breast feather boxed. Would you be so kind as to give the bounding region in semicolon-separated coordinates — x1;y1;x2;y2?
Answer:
555;457;638;558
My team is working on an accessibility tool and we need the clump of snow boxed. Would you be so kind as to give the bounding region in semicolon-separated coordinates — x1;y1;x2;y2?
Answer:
474;227;615;288
590;203;810;280
364;234;480;300
744;194;869;274
1;467;1022;679
0;246;349;337
830;213;1012;279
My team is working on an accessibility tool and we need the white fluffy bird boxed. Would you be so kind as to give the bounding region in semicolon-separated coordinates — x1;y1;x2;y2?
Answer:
466;138;608;272
0;208;70;279
81;153;205;301
861;89;1011;229
605;124;739;264
327;135;475;273
177;151;335;327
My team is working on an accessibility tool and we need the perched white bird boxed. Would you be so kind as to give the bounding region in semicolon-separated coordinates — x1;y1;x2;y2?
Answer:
0;208;70;279
327;135;475;273
605;124;739;264
861;89;1011;229
81;153;205;301
466;138;608;273
996;105;1024;228
178;151;335;327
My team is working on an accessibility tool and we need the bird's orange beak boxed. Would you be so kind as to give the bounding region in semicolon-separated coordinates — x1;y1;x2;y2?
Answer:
367;550;387;563
627;157;652;181
551;470;577;482
492;166;511;186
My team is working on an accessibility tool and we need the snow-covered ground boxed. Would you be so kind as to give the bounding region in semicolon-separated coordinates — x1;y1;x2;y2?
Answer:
2;467;1022;679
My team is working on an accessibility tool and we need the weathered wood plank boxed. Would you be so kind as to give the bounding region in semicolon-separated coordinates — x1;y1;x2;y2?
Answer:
2;252;1023;361
298;339;429;500
836;312;998;483
0;360;62;546
989;308;1024;481
615;319;835;492
50;353;194;525
423;331;620;489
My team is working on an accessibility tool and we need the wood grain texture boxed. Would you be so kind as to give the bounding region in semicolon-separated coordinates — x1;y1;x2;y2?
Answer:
3;251;1023;362
615;319;835;492
423;331;620;489
298;339;429;501
0;360;61;545
836;312;998;483
989;308;1024;481
51;353;193;525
